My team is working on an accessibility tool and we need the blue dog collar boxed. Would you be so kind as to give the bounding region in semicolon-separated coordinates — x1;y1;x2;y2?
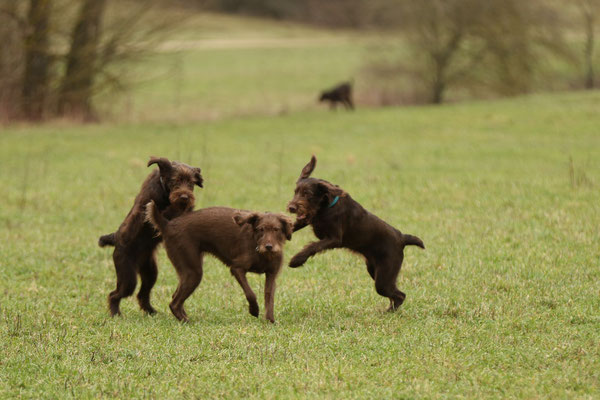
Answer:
328;196;339;208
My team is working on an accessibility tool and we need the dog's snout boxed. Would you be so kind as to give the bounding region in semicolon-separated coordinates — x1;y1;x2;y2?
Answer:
288;204;297;213
265;244;273;251
180;194;189;200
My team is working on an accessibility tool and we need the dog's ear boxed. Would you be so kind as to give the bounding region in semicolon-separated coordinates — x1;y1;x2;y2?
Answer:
147;156;173;175
193;168;203;188
317;181;346;206
278;215;293;240
298;155;317;182
233;212;259;227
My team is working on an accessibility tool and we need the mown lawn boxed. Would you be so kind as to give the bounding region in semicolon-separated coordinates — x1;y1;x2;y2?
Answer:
1;90;599;398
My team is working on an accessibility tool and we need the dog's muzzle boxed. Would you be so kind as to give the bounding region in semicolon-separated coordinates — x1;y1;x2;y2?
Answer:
256;244;281;257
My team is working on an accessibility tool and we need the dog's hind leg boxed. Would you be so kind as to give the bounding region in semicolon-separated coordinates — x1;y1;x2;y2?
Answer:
373;256;406;312
367;258;394;309
169;268;202;322
108;248;137;316
137;253;158;315
168;250;204;322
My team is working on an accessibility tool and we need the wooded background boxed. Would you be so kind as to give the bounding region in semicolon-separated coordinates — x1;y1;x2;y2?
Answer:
1;0;598;121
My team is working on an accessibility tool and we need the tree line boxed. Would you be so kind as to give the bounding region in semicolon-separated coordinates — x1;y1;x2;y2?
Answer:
1;0;598;121
207;0;599;104
371;0;599;104
0;0;164;122
1;0;109;121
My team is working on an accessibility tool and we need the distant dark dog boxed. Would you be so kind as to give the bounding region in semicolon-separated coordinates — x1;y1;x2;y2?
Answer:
319;81;354;110
98;156;203;316
146;204;293;323
287;156;424;311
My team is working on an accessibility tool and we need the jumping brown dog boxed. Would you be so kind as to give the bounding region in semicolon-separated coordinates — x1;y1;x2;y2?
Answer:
145;203;293;323
98;156;203;316
287;155;424;311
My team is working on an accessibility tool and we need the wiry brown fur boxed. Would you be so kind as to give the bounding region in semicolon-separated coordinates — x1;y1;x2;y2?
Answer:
146;203;292;323
98;156;203;316
287;155;424;311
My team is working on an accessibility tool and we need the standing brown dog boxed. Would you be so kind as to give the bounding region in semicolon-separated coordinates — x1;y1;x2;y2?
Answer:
145;204;292;323
287;156;424;311
98;156;203;316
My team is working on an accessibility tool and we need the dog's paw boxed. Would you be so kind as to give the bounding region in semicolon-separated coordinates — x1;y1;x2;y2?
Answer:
249;302;259;318
138;299;157;315
143;307;157;315
289;255;307;268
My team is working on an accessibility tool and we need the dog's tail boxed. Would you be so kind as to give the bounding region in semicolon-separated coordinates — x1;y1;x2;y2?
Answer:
98;233;116;247
402;233;425;249
145;200;167;234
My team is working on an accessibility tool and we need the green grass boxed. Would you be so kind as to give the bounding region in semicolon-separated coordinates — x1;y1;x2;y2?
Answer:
1;90;599;398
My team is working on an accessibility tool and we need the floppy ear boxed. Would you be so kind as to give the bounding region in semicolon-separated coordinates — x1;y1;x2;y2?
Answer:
317;181;346;205
233;212;259;227
298;155;317;182
193;168;203;188
278;215;293;240
147;156;173;175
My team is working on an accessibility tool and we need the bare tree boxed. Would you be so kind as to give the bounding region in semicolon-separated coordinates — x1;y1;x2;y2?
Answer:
22;0;51;120
577;0;600;89
477;1;570;96
0;1;25;120
381;0;570;104
58;0;108;120
0;0;191;122
401;0;487;104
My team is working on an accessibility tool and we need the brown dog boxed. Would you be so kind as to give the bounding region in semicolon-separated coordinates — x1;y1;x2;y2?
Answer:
319;81;354;110
98;156;203;316
287;155;424;311
145;203;293;323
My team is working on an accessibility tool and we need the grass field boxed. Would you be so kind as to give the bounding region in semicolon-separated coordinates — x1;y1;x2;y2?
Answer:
2;9;600;399
1;90;599;398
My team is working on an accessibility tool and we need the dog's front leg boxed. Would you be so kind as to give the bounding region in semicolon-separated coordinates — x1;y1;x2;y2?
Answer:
289;238;342;268
264;272;277;323
161;205;182;220
230;268;259;318
292;220;309;232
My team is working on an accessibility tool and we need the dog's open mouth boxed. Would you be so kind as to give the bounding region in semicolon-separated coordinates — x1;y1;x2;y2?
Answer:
296;213;306;221
295;212;310;223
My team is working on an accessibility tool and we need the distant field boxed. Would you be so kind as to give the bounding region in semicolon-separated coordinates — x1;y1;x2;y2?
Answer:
110;42;365;121
97;11;371;122
93;8;593;124
1;90;599;398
